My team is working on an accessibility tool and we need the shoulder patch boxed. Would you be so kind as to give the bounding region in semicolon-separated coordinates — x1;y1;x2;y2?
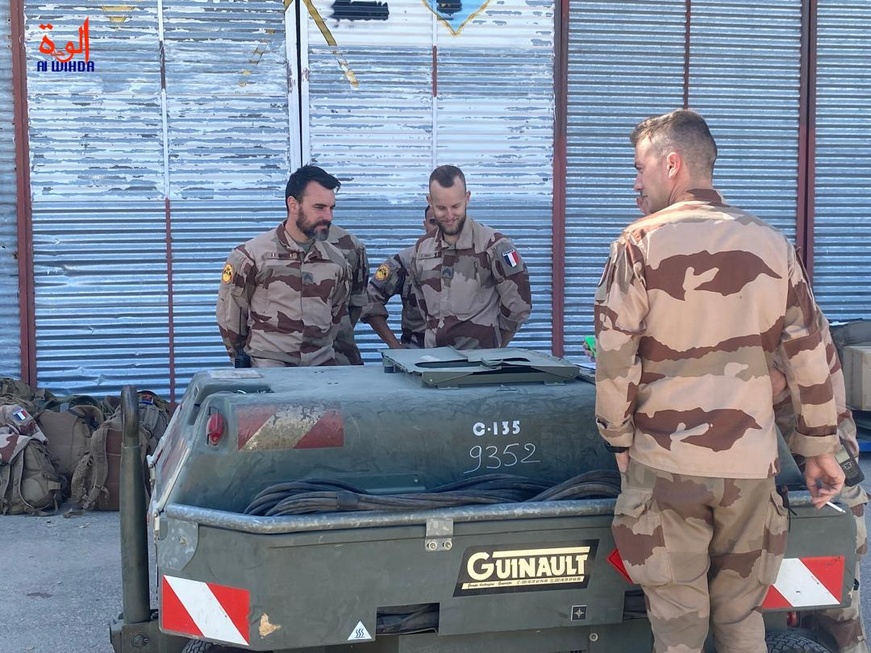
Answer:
222;263;234;284
374;263;391;281
502;249;521;268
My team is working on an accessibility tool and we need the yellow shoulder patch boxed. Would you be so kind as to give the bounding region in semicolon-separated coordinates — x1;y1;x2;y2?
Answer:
374;263;390;281
222;263;234;284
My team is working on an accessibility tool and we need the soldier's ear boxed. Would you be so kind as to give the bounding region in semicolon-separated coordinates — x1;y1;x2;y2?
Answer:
286;195;297;213
465;190;471;203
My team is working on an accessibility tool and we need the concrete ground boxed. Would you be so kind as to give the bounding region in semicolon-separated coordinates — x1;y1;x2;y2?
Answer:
2;459;871;653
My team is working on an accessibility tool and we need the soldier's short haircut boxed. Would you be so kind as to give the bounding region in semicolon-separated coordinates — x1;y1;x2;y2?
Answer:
429;165;466;190
630;109;718;176
285;165;341;203
424;205;432;218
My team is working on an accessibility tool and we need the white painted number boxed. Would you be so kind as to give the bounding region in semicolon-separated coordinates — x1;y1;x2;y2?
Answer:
472;420;521;436
465;443;539;474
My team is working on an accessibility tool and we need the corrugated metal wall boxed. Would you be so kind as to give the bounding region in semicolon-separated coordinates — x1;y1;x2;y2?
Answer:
162;0;290;398
813;0;871;320
15;0;871;397
0;1;20;379
24;0;289;400
26;2;170;395
302;0;556;356
564;0;803;360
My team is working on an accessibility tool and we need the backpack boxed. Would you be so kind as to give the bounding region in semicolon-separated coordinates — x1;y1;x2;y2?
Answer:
0;404;67;515
37;397;106;480
70;391;170;511
0;378;58;415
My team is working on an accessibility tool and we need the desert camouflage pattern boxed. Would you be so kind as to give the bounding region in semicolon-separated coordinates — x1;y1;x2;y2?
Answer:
594;189;839;479
216;221;350;367
361;246;426;347
327;225;369;365
410;217;532;350
774;313;869;653
614;459;787;653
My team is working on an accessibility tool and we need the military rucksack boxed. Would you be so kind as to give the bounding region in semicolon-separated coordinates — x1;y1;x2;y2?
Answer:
70;391;170;511
37;396;106;480
0;404;67;515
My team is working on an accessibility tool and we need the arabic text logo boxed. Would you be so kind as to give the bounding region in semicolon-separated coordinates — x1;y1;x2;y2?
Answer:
36;18;94;72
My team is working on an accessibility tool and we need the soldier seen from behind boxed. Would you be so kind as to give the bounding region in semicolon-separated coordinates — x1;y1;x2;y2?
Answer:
594;109;844;653
361;205;438;349
327;224;369;364
216;165;351;368
410;165;532;349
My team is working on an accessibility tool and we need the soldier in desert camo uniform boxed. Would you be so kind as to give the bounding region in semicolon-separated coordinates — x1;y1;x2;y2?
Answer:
410;165;532;350
216;165;350;368
773;311;869;653
594;109;844;653
361;205;438;349
327;224;369;365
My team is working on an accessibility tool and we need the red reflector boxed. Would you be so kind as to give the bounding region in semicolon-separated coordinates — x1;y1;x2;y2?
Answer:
786;611;799;627
207;412;224;446
608;548;633;584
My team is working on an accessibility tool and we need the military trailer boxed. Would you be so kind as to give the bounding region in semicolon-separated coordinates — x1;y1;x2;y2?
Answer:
111;348;857;653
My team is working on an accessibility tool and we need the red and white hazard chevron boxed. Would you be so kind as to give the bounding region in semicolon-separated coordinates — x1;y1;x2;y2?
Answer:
161;575;250;646
762;556;845;609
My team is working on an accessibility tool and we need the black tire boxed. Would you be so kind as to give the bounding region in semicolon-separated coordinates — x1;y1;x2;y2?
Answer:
766;630;832;653
181;641;254;653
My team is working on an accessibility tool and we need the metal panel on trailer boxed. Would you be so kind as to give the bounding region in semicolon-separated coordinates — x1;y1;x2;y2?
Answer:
0;1;20;379
303;0;556;358
813;1;871;321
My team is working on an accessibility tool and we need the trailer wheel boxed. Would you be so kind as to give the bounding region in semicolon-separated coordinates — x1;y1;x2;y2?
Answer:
181;641;256;653
765;631;832;653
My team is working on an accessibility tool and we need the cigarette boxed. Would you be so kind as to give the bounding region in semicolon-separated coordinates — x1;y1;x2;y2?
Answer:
826;501;846;514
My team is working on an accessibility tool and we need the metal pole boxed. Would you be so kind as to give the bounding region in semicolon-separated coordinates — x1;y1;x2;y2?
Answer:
120;385;151;625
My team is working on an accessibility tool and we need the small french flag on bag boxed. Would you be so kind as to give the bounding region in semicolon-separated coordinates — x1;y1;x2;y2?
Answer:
502;249;521;268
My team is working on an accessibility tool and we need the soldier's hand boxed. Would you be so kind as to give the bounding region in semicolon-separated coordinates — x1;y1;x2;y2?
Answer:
769;368;787;397
804;453;846;509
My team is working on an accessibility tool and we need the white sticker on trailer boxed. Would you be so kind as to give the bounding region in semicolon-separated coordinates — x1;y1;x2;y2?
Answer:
348;620;373;641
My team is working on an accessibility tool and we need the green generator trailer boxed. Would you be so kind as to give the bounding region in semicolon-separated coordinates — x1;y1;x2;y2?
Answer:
111;348;857;653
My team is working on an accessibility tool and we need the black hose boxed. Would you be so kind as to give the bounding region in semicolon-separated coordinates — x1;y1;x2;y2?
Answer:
244;470;622;516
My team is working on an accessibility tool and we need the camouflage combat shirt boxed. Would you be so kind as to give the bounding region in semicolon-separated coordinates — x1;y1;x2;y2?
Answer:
216;221;351;367
360;245;426;346
774;309;869;507
594;189;838;479
327;225;369;365
410;217;532;350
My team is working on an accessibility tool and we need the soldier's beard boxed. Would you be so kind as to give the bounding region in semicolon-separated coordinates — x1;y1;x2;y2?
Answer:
438;214;466;237
297;209;330;241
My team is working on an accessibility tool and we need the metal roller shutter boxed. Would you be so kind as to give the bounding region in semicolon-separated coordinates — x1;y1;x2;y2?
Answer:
813;1;871;320
565;0;803;360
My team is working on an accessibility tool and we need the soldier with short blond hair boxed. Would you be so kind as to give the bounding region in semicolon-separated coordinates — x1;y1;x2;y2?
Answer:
410;165;532;350
594;109;844;653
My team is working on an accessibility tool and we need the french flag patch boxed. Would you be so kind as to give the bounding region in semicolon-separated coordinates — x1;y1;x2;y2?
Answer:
502;249;521;268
